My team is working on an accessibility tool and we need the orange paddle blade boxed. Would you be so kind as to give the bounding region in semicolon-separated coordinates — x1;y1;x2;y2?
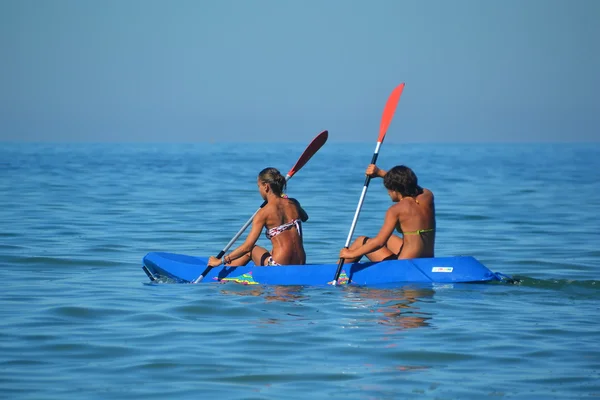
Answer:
378;83;405;143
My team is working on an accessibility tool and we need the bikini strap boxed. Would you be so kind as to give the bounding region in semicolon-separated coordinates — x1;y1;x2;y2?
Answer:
402;228;434;235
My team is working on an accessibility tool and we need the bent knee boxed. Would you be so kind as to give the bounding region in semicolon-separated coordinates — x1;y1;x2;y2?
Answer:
351;235;370;248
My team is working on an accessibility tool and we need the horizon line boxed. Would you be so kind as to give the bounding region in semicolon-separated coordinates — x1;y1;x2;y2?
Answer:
1;139;599;145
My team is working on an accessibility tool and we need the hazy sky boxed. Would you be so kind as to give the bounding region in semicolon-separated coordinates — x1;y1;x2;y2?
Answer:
1;0;598;143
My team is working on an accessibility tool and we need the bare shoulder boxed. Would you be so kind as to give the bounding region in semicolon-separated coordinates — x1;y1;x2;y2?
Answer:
419;188;434;202
287;197;308;221
254;206;270;223
388;201;405;215
285;197;303;211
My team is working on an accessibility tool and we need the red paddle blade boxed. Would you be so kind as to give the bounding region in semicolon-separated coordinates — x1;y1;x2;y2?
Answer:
378;83;405;143
287;130;328;178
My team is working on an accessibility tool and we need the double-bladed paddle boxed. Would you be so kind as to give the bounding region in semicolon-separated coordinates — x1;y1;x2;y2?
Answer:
332;83;405;285
193;130;329;283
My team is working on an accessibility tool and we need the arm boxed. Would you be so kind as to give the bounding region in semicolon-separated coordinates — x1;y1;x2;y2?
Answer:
366;164;386;179
289;198;309;222
342;207;398;259
207;211;266;266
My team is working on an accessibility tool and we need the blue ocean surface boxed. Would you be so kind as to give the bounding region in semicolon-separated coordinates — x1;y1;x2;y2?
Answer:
1;141;599;399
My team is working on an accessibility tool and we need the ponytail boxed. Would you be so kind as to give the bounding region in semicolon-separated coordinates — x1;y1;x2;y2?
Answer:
258;167;287;196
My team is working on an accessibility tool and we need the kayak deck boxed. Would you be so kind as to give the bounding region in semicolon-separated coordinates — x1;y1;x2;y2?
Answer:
142;252;505;286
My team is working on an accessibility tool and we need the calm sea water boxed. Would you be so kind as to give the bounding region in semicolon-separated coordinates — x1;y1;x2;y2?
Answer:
1;141;599;399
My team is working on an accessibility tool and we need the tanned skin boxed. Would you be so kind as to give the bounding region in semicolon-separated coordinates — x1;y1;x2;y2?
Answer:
339;164;435;262
208;169;308;267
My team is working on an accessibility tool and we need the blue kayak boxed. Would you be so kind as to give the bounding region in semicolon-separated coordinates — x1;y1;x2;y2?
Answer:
142;252;508;286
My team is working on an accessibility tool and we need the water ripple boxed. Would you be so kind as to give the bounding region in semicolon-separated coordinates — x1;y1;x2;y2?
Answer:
1;143;599;399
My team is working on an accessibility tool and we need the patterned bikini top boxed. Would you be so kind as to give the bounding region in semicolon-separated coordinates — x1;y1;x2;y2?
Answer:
265;218;302;240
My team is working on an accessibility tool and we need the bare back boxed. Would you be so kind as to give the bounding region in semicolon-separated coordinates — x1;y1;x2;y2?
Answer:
393;188;436;258
259;197;307;264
